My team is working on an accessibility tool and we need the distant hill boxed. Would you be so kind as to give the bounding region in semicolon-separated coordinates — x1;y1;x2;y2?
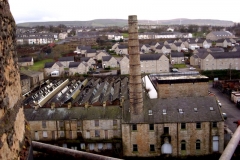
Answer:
17;18;234;27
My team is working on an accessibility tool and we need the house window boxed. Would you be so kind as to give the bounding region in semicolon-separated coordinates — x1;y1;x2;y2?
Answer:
133;144;138;152
164;127;169;134
181;140;186;150
212;122;217;128
149;124;154;131
60;131;65;137
150;144;155;152
42;121;46;128
77;121;81;127
43;131;48;138
196;122;201;129
181;123;186;129
132;124;137;131
196;139;201;150
95;120;99;127
113;120;117;126
95;130;100;137
59;121;64;129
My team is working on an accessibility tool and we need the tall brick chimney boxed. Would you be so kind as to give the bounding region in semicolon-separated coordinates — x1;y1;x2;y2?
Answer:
0;1;31;159
128;15;144;117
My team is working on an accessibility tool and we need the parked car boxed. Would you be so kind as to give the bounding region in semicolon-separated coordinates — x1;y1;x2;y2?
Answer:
172;68;179;72
222;112;227;120
189;67;196;71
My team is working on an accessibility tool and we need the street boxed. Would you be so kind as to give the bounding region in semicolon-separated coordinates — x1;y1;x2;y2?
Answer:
208;83;240;133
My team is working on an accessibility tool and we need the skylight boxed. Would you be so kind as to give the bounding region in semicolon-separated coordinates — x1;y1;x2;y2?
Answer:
163;109;166;115
179;109;183;114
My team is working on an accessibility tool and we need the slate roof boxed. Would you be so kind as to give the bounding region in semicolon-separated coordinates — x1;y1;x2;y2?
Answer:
24;106;122;121
140;53;163;61
117;45;128;49
208;48;224;52
78;46;91;50
44;62;55;68
123;96;223;123
173;42;183;46
102;56;113;61
18;57;32;62
210;52;240;59
195;48;207;53
164;45;171;49
86;49;96;53
69;62;81;68
171;52;184;57
80;57;91;62
58;56;74;62
211;31;233;36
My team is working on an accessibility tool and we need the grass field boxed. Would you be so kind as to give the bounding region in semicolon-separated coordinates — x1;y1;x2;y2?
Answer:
28;59;54;71
122;33;129;38
173;64;187;68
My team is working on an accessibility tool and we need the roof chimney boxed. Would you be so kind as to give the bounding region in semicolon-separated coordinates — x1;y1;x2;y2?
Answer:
128;15;143;116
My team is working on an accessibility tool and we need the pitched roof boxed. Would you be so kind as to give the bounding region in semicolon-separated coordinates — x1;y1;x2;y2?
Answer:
18;57;33;63
208;48;224;52
80;57;91;62
195;48;207;53
211;31;233;36
173;42;183;46
24;106;122;121
171;52;184;57
117;44;128;49
44;62;55;68
102;56;113;61
210;52;240;59
86;49;96;53
69;62;81;68
123;96;223;123
44;62;63;68
78;45;91;50
140;53;163;61
58;56;74;61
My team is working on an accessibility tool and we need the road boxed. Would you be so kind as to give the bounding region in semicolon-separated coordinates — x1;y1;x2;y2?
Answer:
208;83;240;133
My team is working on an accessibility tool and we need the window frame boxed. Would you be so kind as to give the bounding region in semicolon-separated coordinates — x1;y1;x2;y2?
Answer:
181;140;186;150
95;130;100;137
133;144;138;152
196;139;201;150
132;124;137;131
196;122;201;129
150;144;155;152
149;124;154;131
181;123;186;130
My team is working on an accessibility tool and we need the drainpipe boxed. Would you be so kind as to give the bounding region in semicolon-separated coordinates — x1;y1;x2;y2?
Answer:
219;120;240;160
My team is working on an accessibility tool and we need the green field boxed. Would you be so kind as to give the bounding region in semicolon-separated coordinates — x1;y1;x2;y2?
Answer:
28;59;54;71
122;33;129;38
173;64;186;68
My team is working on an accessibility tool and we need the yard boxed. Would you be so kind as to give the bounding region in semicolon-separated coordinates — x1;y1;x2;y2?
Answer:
173;64;187;68
23;59;54;71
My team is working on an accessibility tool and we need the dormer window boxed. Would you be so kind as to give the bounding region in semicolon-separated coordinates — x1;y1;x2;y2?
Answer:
194;108;198;112
148;110;153;115
163;109;166;115
179;109;183;114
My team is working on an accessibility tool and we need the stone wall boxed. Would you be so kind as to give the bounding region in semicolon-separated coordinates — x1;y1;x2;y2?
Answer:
157;82;209;98
0;1;31;159
122;122;224;157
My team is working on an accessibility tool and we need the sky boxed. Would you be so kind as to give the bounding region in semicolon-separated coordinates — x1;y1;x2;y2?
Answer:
8;0;240;24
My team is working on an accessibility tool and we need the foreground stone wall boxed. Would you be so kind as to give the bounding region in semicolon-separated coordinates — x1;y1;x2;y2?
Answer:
0;0;31;159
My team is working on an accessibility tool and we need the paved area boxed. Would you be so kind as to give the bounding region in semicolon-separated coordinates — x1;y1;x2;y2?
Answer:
208;83;240;133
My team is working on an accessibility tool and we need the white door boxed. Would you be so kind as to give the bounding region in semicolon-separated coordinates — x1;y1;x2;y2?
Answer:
86;131;90;139
213;136;219;152
35;131;39;140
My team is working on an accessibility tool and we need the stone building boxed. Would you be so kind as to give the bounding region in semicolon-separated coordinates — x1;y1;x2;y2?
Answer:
119;54;169;75
122;96;224;157
24;106;122;152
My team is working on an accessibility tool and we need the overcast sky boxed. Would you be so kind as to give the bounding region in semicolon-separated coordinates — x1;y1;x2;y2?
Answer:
8;0;240;24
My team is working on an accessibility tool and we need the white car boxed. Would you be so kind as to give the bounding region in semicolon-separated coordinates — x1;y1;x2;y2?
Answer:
189;67;196;71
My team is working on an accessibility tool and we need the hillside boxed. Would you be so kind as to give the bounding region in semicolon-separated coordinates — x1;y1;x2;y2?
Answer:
17;18;234;27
